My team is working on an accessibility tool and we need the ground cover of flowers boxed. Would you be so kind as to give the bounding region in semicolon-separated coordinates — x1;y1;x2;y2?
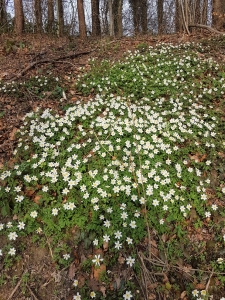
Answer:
1;41;225;299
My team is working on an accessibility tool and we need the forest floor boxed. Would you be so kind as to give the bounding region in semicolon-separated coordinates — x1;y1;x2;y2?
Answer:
0;31;225;300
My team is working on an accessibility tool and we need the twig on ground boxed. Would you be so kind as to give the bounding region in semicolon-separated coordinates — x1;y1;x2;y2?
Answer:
205;269;214;292
6;269;28;300
10;49;95;81
26;284;40;300
46;236;54;259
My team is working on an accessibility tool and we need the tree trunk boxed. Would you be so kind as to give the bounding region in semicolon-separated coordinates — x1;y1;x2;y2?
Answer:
47;0;54;33
34;0;42;33
157;0;163;34
212;0;225;30
117;0;123;37
141;0;147;34
175;0;182;32
56;0;64;36
91;0;101;36
77;0;86;39
14;0;24;34
0;0;7;29
195;0;201;24
202;0;208;25
101;0;109;35
108;0;114;36
130;0;139;34
113;0;123;37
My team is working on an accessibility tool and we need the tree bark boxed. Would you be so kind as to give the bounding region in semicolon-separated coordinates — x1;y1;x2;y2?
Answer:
108;0;114;36
202;0;208;25
14;0;24;34
91;0;101;36
0;0;7;28
113;0;123;37
130;0;139;34
34;0;42;33
175;0;182;32
212;0;225;30
157;0;163;34
77;0;86;39
141;0;147;34
56;0;64;36
47;0;54;33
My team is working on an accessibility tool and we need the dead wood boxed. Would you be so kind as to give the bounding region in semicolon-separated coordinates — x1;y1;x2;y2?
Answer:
189;24;225;35
10;49;94;81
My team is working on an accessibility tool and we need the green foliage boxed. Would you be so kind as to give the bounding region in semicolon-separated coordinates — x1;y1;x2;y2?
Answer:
0;75;64;100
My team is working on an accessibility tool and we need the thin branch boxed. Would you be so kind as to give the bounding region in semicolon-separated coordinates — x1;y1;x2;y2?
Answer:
189;24;225;35
205;269;214;292
26;285;40;300
6;269;28;300
10;49;95;81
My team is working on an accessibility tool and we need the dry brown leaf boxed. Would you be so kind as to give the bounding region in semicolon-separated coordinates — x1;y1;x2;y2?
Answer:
25;188;36;197
161;234;168;243
9;127;18;140
180;291;187;299
118;253;125;264
33;194;42;204
147;282;158;290
189;154;200;163
100;286;106;297
114;276;121;289
195;283;205;290
150;240;159;257
148;293;156;299
93;264;106;281
88;278;100;291
77;275;85;288
13;214;18;220
190;207;198;222
218;152;225;158
68;262;76;280
103;241;108;251
94;248;103;255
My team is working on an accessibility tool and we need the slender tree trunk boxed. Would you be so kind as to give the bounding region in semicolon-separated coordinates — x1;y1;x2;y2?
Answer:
34;0;42;33
56;0;64;36
77;0;86;39
91;0;101;36
113;0;123;37
195;0;201;24
175;0;182;32
202;0;208;24
14;0;24;34
157;0;163;34
102;0;109;35
141;0;147;34
130;0;139;34
212;0;225;30
108;0;114;36
0;0;7;28
117;0;123;37
47;0;54;33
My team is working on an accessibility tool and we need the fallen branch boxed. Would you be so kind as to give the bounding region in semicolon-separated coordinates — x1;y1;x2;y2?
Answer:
189;24;225;35
10;49;95;81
